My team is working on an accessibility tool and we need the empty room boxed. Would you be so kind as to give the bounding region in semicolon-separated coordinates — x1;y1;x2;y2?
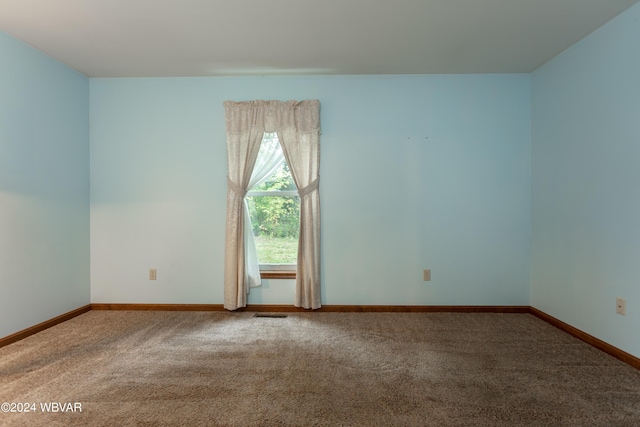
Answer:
1;0;640;425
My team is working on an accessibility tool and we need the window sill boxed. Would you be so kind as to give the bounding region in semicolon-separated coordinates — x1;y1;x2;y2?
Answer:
260;270;296;279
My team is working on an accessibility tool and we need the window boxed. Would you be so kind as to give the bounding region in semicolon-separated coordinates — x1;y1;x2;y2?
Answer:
246;133;299;278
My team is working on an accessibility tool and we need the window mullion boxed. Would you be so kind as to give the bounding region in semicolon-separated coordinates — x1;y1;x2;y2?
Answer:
247;191;298;197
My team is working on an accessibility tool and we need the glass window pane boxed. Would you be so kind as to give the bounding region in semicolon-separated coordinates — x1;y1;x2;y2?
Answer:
246;195;300;264
251;160;296;192
248;133;299;265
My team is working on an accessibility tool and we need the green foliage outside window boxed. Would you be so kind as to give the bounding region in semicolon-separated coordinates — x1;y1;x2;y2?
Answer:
247;162;300;239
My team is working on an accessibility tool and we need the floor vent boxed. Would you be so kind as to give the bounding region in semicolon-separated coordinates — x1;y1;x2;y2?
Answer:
253;313;288;318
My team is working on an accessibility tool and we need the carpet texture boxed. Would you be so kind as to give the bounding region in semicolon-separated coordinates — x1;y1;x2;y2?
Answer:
1;311;639;426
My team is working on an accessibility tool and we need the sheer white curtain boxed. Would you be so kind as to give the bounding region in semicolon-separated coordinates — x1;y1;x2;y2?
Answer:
243;137;285;288
223;100;321;310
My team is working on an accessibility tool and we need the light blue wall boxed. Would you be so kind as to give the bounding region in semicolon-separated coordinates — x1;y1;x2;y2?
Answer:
0;32;90;337
531;2;640;357
90;74;531;306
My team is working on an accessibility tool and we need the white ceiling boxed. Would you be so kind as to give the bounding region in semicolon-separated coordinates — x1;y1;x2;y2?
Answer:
0;0;638;78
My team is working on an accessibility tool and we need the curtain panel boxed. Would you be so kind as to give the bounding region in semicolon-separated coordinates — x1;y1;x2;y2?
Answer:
223;100;321;310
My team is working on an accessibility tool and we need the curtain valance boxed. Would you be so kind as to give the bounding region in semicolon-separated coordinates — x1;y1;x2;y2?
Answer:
223;100;320;134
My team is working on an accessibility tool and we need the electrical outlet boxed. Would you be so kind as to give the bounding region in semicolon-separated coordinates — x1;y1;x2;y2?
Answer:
423;269;431;281
149;269;157;280
616;297;626;316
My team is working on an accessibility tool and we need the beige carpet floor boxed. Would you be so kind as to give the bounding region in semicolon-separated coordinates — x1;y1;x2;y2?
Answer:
1;311;639;426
